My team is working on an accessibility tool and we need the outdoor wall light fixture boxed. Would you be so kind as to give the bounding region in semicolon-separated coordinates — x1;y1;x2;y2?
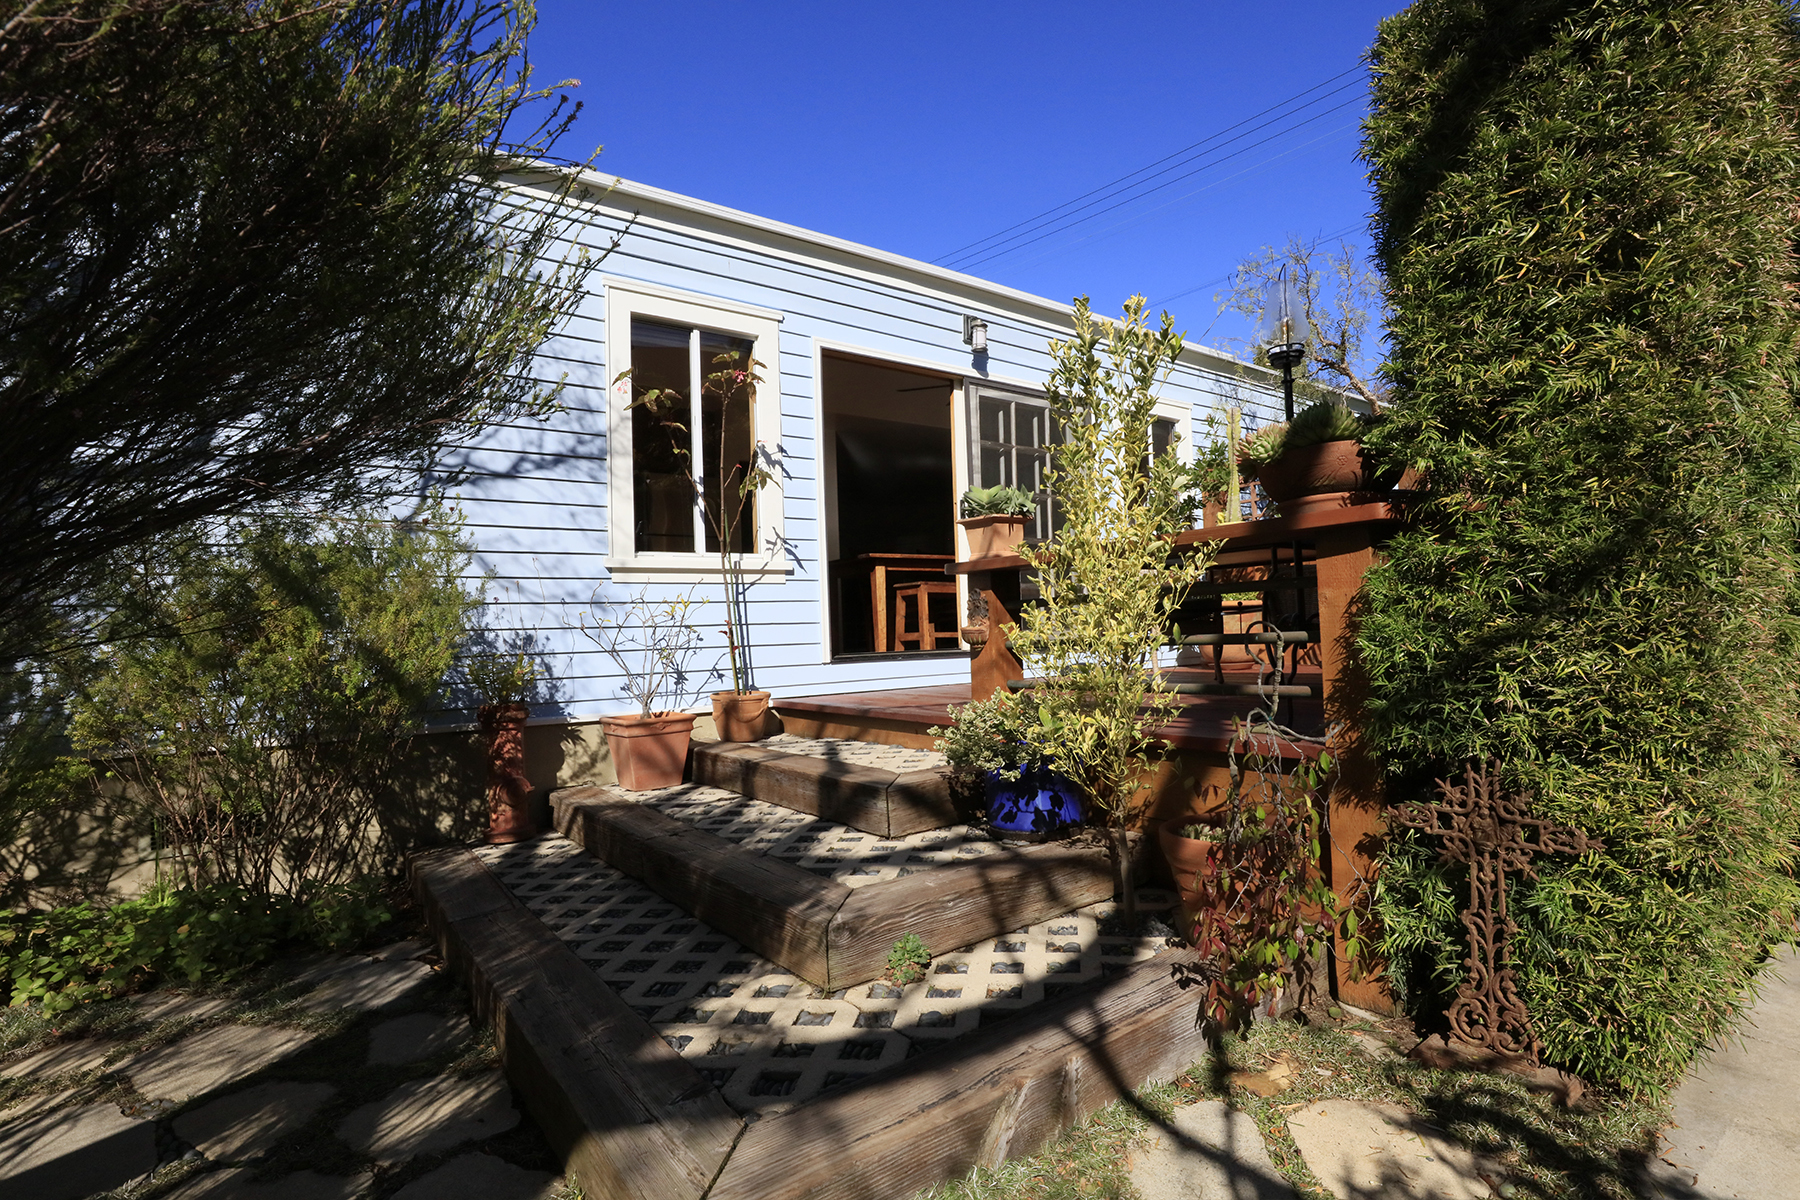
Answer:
962;315;989;355
1256;265;1310;420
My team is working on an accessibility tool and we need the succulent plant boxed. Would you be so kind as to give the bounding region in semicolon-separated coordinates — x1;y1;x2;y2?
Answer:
1236;401;1368;468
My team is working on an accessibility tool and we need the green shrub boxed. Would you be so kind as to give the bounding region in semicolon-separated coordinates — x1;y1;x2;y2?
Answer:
69;500;477;901
1360;0;1800;1093
0;881;392;1013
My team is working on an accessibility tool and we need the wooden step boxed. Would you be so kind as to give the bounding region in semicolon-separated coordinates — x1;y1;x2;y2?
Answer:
549;785;1115;992
689;739;956;838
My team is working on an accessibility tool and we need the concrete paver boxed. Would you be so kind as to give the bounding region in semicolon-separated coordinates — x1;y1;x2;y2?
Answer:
168;1166;371;1199
1128;1100;1294;1200
0;1100;157;1200
390;1152;559;1200
0;1037;120;1079
131;991;236;1025
1647;944;1800;1200
366;1012;467;1066
1286;1099;1492;1200
297;957;433;1013
126;1024;318;1102
173;1081;337;1162
334;1070;519;1163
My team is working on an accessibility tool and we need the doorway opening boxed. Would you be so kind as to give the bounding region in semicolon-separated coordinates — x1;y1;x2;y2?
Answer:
821;353;960;658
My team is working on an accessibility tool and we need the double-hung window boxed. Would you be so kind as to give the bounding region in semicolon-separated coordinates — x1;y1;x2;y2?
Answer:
605;282;783;576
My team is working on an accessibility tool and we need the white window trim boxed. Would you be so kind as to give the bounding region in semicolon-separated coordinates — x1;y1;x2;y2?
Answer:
604;281;787;581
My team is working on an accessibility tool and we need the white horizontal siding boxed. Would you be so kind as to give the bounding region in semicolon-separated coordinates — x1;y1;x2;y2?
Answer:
424;176;1290;725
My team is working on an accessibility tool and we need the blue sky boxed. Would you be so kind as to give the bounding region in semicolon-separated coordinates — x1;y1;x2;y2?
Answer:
524;0;1408;355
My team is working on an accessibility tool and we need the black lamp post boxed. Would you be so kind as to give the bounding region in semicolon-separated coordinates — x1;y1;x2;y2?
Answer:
1258;265;1310;420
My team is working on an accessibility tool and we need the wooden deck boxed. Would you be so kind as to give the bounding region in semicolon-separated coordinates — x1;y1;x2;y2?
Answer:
774;683;971;748
774;675;1324;758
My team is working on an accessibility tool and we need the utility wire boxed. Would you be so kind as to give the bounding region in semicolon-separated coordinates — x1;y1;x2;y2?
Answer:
950;98;1365;273
936;65;1366;270
982;120;1362;277
1145;223;1364;311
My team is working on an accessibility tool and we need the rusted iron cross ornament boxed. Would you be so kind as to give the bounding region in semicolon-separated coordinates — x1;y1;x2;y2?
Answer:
1392;759;1602;1065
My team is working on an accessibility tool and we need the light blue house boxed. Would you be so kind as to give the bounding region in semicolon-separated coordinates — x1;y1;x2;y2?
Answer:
440;172;1290;770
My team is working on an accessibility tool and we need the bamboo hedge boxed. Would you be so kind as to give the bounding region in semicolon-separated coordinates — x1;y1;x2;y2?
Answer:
1359;0;1800;1093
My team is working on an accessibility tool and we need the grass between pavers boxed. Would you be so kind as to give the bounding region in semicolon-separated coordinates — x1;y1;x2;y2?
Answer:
0;938;580;1200
912;1013;1670;1200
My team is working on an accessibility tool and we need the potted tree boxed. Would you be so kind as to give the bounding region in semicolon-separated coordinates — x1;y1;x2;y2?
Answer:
957;485;1035;560
580;590;706;791
1005;297;1215;929
626;353;776;742
1236;400;1391;517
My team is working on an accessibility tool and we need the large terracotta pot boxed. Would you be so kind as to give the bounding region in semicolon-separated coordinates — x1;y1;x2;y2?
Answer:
602;711;696;791
958;514;1028;560
479;702;535;844
1157;819;1220;923
710;689;771;742
1251;439;1397;505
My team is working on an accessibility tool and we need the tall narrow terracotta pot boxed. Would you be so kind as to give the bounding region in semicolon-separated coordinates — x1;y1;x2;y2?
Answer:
1157;819;1220;925
710;690;771;742
602;711;696;791
479;702;535;844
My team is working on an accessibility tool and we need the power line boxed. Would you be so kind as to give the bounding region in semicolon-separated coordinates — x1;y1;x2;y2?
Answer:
966;117;1362;275
1145;224;1364;310
936;65;1366;270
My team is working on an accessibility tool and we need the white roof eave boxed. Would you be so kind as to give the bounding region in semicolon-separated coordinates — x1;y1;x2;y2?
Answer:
503;164;1279;384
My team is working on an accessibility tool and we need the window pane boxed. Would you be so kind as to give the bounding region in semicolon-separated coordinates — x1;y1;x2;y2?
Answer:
631;319;695;553
979;398;1006;444
699;330;756;554
979;446;1008;489
1151;417;1175;459
1017;403;1044;449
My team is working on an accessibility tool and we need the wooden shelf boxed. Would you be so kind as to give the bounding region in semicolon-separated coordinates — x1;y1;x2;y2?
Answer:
948;497;1410;575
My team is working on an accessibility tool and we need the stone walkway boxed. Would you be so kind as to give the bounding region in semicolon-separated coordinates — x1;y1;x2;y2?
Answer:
0;936;570;1200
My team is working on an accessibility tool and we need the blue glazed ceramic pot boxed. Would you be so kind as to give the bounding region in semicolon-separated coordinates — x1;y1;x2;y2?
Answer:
985;763;1084;836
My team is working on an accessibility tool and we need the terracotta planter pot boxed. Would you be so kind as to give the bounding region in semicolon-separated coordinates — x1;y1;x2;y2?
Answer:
479;702;535;844
710;689;771;742
1157;819;1220;922
958;514;1028;560
602;711;696;791
1251;439;1398;505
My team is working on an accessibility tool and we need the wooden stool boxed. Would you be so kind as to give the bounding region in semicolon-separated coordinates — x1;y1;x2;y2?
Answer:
891;581;959;651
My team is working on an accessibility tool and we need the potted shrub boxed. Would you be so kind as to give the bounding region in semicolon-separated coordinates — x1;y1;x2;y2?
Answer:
957;485;1034;560
580;590;705;791
1236;400;1390;516
930;690;1083;839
